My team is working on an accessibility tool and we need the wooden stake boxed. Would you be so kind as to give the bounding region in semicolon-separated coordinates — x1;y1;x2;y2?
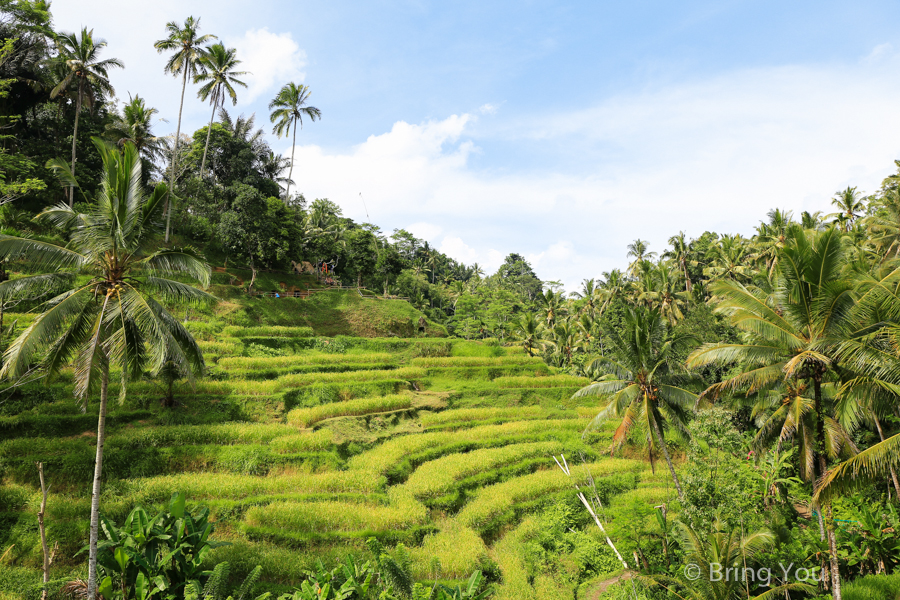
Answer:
37;462;50;600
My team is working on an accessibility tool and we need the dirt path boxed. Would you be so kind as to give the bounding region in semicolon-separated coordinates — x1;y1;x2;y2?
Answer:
584;571;633;600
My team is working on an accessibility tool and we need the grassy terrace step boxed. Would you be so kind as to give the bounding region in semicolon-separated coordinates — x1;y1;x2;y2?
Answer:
286;393;443;428
113;470;385;504
419;364;552;380
419;407;581;430
222;325;316;338
491;374;590;388
219;353;397;369
456;458;642;533
244;489;425;535
0;410;154;440
409;356;547;367
347;419;584;482
402;441;566;500
218;362;399;380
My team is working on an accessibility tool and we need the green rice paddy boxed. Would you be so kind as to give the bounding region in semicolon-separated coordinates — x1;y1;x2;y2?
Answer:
0;297;674;598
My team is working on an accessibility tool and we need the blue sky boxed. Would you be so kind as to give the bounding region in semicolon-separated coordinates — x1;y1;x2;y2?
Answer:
54;0;900;288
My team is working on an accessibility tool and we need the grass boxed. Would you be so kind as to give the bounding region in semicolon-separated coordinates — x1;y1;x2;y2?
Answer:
492;374;590;388
409;356;545;367
410;520;488;579
457;458;640;530
346;419;584;477
286;394;416;427
244;489;426;534
0;318;670;591
402;441;564;499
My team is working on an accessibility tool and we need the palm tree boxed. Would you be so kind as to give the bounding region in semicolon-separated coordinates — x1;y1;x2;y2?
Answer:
194;43;247;179
269;82;321;201
0;140;212;600
687;226;855;600
637;262;690;325
651;520;814;600
703;234;752;283
154;16;216;242
828;186;865;232
666;231;693;293
258;150;294;190
104;94;165;167
50;28;123;206
749;209;793;276
626;239;656;275
597;269;626;314
864;188;900;259
575;306;698;499
515;312;542;357
572;278;602;317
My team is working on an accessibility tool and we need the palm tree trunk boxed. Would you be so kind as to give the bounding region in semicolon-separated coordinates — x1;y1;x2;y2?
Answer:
165;66;189;243
69;80;83;207
199;97;216;178
285;119;297;202
85;362;109;600
873;414;900;500
813;377;841;600
650;410;684;500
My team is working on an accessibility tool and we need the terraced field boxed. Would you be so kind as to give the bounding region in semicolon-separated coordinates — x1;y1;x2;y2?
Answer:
0;305;676;598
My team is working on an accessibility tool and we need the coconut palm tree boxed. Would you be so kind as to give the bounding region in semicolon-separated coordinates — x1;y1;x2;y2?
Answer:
194;43;247;179
572;278;602;318
666;231;693;293
828;186;866;232
749;208;793;276
269;82;321;201
50;28;123;206
258;150;294;190
576;306;699;500
651;520;814;600
154;16;216;242
703;234;752;283
104;94;165;168
637;262;690;325
687;226;856;600
627;239;656;276
0;139;212;600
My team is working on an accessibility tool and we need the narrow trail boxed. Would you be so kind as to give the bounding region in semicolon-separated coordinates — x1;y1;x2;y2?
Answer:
585;571;633;600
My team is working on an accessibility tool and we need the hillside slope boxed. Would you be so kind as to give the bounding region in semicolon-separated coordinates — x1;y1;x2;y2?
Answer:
0;313;665;599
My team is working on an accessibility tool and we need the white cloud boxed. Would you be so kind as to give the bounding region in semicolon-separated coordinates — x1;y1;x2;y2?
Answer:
286;54;900;291
236;28;307;102
478;103;499;115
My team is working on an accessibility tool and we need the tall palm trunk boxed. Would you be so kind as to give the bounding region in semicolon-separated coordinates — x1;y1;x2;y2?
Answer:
285;118;297;202
681;260;692;294
199;95;217;178
165;66;189;243
813;378;842;600
650;408;684;500
69;79;84;207
85;362;109;600
873;414;900;500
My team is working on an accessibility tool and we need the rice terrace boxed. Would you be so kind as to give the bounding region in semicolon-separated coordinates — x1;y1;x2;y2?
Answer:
2;1;900;600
